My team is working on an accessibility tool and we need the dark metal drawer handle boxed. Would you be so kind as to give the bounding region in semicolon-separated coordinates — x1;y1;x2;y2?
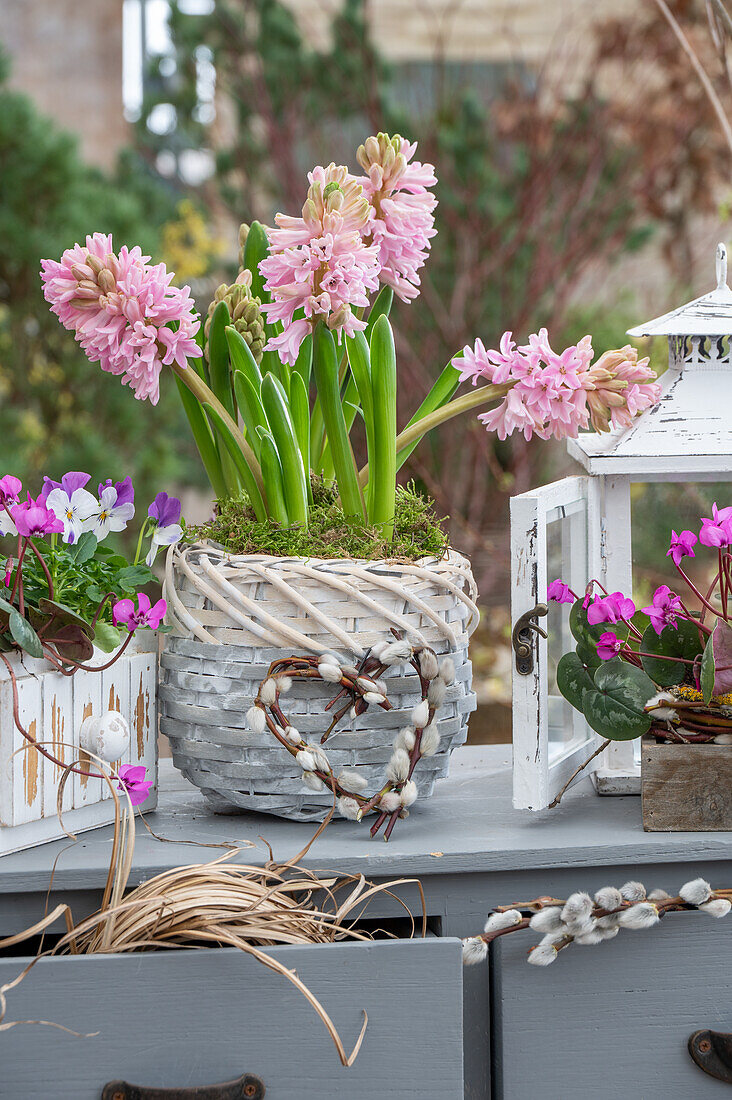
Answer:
102;1072;265;1100
689;1030;732;1084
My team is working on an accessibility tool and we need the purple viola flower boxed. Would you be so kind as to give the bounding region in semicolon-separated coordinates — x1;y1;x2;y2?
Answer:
117;764;153;807
587;591;636;626
146;491;182;566
596;631;625;661
113;592;168;632
40;471;91;501
699;503;732;548
641;584;684;635
667;529;697;567
547;579;576;604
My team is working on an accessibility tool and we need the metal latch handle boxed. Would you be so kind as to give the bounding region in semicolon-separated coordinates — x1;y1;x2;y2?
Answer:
102;1073;265;1100
689;1029;732;1084
512;603;548;675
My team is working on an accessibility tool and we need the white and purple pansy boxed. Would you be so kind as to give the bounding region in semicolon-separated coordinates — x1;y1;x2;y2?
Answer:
84;477;136;540
42;471;98;545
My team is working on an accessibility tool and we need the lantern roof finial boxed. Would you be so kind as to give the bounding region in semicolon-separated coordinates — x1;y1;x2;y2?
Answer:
626;241;732;338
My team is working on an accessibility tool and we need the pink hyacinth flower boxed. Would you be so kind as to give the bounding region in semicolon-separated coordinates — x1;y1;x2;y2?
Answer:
356;133;437;303
41;234;200;405
260;165;381;365
117;764;153;807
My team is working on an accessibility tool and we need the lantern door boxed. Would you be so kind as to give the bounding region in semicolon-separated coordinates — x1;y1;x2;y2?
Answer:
510;476;602;810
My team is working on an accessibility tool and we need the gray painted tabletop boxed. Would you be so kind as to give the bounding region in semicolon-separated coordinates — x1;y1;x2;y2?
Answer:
1;745;731;894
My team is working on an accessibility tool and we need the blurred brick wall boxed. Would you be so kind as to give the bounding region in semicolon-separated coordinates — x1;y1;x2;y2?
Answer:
1;0;128;170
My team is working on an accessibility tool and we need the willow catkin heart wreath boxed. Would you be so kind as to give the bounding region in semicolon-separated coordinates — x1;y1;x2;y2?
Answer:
246;633;456;841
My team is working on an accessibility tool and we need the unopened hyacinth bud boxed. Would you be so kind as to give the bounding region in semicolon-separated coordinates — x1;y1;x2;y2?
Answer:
484;909;522;934
204;268;266;364
462;937;488;966
680;878;713;906
238;222;249;265
582;345;659;433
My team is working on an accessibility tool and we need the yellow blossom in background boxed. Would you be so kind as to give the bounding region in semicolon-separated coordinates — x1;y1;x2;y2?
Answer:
160;200;225;282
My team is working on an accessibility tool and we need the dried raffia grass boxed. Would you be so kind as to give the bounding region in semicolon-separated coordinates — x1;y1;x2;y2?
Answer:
0;744;425;1065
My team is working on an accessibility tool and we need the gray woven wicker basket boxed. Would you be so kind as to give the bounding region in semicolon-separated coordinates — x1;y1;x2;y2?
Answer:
160;543;478;821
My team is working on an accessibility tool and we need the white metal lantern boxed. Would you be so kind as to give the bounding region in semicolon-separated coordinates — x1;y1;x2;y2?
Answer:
510;242;732;810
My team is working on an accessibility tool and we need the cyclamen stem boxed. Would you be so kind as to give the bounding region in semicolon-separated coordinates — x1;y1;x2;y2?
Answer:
26;538;55;600
9;537;28;608
721;549;728;619
675;563;721;619
46;628;135;673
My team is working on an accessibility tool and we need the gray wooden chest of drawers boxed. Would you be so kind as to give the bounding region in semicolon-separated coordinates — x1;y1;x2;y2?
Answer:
0;748;730;1099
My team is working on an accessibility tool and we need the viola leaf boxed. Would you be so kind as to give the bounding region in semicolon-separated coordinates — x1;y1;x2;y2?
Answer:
93;621;122;653
68;531;98;565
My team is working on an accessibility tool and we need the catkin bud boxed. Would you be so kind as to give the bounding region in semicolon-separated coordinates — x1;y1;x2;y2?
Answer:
617;902;659;930
462;937;488;965
561;893;593;926
420;724;440;757
259;678;277;706
529;907;563;933
338;796;361;820
484;909;522;934
246;706;266;734
302;771;326;792
337;768;368;792
399;779;418;807
700;898;731;918
386;749;411;784
418;648;440;680
620;881;646;903
527;942;558;967
680;878;713;906
411;699;429;728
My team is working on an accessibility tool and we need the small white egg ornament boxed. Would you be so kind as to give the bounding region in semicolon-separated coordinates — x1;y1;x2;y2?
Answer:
79;710;130;762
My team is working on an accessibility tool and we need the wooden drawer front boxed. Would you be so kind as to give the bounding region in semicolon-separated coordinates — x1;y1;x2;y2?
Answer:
496;912;732;1098
0;938;463;1099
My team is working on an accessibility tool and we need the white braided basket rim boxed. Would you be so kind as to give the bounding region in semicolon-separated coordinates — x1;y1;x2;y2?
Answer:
164;541;479;656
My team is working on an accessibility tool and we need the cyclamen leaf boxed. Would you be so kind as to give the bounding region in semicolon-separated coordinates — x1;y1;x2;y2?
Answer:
569;599;627;650
711;618;732;698
640;619;703;689
582;658;654;742
9;610;43;658
701;633;716;703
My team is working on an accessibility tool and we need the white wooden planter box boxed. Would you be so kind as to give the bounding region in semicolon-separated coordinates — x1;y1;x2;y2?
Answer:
0;640;157;856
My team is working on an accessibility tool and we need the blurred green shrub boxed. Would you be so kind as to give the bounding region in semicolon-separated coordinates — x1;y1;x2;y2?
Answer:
0;51;205;516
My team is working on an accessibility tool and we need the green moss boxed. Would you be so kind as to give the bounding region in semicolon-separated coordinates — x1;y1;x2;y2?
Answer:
185;479;450;561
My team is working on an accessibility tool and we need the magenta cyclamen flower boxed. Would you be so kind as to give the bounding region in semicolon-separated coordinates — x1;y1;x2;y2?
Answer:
699;504;732;548
596;631;625;661
113;592;167;632
667;529;697;567
41;233;200;405
356;133;437;303
9;495;65;538
260;165;381;365
0;475;21;507
117;764;153;807
586;591;636;626
547;579;576;604
642;585;684;635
